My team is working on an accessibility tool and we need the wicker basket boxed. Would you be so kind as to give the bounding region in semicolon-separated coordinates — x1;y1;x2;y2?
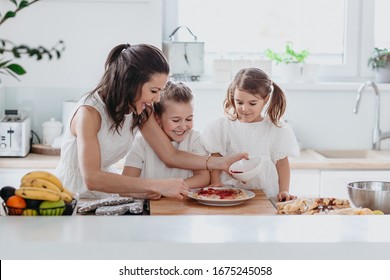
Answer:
2;199;77;216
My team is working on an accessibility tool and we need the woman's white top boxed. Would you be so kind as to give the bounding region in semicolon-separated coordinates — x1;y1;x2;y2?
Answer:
124;130;207;179
56;92;137;198
201;116;300;198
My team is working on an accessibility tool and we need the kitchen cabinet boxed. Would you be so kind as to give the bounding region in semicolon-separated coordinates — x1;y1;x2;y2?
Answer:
320;170;390;199
290;169;321;197
291;169;390;199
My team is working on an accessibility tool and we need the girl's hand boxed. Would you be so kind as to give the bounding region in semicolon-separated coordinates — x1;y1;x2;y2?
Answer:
277;191;297;202
211;153;248;173
156;178;189;199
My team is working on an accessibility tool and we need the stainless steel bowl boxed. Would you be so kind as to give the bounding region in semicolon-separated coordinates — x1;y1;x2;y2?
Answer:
347;181;390;214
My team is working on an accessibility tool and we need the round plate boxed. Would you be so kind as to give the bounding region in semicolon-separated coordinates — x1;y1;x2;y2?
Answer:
188;188;255;207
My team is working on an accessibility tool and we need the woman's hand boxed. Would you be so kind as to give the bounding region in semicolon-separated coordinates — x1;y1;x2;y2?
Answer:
208;182;224;188
155;178;189;199
120;192;162;200
210;153;248;173
277;191;297;202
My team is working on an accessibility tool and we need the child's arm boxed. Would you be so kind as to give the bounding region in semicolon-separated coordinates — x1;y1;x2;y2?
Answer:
208;153;224;187
122;166;141;177
184;170;210;189
141;114;246;172
276;157;297;202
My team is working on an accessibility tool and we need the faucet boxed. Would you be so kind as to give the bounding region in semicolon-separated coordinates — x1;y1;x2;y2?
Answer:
353;81;390;150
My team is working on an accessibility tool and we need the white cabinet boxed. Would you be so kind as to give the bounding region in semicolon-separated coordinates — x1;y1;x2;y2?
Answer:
320;170;390;199
291;169;390;199
290;169;321;197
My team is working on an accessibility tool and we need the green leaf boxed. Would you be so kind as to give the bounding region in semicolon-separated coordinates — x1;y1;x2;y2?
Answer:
12;48;21;58
4;11;16;20
10;0;18;6
7;63;26;75
19;1;30;9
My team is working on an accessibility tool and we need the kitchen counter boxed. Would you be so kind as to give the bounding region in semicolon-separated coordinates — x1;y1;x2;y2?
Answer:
150;189;276;215
1;149;390;170
1;215;390;260
0;153;60;169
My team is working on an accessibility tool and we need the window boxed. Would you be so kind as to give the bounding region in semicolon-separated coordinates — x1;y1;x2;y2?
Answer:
164;0;388;82
177;0;345;65
374;0;390;48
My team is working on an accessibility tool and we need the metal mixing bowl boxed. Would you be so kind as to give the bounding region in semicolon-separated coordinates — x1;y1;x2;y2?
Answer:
347;181;390;214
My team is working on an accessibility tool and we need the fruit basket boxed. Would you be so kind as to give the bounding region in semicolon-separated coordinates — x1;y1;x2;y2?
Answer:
1;170;79;216
2;199;78;216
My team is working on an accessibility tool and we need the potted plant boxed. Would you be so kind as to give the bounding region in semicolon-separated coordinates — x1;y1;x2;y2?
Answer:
265;42;309;83
0;0;65;82
368;47;390;83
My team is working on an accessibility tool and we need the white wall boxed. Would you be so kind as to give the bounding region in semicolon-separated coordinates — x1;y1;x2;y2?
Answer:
0;0;163;87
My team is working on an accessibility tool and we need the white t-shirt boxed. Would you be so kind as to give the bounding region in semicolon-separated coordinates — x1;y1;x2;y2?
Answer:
124;130;207;179
201;116;300;197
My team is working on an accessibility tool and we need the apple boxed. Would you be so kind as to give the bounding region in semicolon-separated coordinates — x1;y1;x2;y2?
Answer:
39;199;65;216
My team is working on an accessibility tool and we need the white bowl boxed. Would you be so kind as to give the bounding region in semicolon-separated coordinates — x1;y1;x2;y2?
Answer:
229;158;262;182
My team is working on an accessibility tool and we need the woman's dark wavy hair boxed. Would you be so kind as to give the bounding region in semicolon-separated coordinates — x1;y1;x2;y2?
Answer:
85;43;170;133
223;67;286;127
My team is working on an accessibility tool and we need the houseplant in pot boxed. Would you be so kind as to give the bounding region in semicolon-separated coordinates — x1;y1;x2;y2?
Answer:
265;42;309;83
368;47;390;83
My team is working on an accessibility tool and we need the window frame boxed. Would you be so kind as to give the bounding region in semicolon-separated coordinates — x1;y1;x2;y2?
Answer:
163;0;376;82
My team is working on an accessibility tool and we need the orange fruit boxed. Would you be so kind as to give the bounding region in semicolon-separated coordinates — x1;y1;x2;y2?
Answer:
6;195;27;209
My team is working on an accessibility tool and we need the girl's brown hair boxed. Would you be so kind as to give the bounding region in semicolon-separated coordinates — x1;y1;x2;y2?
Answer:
153;81;193;117
223;67;286;126
86;43;170;133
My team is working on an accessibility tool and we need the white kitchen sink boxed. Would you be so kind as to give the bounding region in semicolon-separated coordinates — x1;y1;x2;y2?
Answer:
313;149;390;160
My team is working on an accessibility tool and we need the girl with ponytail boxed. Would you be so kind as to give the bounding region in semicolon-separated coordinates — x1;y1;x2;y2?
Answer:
202;67;300;202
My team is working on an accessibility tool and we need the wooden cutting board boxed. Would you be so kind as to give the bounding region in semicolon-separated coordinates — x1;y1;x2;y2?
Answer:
150;189;276;215
31;144;61;156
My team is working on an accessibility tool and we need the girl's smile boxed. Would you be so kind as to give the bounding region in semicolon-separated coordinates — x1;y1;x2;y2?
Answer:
157;101;194;143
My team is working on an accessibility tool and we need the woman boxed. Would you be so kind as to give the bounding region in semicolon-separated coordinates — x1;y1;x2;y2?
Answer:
56;43;246;199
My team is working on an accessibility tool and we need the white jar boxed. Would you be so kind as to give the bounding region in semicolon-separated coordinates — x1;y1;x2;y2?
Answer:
42;118;63;146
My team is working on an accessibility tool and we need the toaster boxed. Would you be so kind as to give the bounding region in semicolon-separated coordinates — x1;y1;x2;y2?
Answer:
0;110;31;157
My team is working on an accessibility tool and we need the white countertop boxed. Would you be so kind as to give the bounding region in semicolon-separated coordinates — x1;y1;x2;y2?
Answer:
1;215;390;260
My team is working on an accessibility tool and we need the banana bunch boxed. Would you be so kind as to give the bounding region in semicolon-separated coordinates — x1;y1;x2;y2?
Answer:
16;171;74;203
